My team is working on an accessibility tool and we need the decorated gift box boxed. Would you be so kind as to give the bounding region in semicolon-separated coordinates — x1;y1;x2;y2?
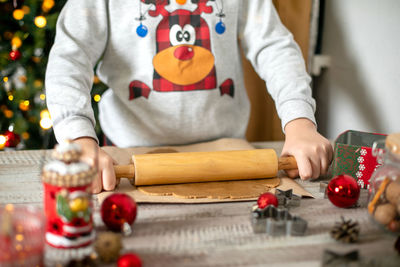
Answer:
331;130;387;189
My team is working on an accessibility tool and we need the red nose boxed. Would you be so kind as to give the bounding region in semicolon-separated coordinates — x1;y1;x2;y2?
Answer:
174;46;194;61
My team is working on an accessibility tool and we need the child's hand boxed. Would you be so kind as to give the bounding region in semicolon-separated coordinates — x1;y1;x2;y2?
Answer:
281;118;333;180
73;137;117;193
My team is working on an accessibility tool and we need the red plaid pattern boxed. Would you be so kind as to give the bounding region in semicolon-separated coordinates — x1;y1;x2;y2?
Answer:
219;78;234;97
153;9;216;92
129;80;151;99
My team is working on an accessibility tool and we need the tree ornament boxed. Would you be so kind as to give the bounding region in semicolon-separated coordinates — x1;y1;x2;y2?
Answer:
215;20;226;35
136;23;148;38
94;232;122;263
214;0;226;34
135;1;150;38
101;193;137;235
9;50;21;61
330;216;360;243
117;253;142;267
3;130;20;148
257;192;278;209
326;174;360;208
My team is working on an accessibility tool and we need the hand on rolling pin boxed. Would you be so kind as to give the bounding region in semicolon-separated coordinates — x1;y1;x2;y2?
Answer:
73;137;117;193
281;118;333;180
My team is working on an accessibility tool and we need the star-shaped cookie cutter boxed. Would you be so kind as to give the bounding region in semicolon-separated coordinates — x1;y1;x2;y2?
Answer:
275;189;301;208
251;205;308;236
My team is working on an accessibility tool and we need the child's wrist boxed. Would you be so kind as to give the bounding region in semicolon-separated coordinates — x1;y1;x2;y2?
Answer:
73;136;98;146
284;118;316;134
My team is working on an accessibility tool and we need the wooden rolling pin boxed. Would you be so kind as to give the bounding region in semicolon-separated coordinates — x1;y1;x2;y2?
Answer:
114;149;297;186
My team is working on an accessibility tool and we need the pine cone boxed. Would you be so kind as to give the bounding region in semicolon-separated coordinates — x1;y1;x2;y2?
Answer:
330;216;360;243
66;255;97;267
94;231;123;263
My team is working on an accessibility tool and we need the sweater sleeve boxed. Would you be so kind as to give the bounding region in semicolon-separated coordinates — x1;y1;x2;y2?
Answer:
45;0;109;143
238;0;316;131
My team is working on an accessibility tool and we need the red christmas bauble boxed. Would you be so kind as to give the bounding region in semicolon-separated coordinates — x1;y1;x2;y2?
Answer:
4;130;20;148
9;50;21;61
117;253;142;267
326;174;360;208
257;192;278;209
101;193;137;232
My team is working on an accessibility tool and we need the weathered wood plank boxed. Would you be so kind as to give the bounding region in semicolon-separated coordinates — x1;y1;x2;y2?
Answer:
1;144;399;266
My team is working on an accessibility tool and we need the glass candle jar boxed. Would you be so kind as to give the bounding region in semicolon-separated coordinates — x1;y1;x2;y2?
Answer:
0;204;45;267
368;133;400;233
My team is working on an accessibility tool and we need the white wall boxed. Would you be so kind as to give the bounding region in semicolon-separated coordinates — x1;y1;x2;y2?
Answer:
315;0;400;139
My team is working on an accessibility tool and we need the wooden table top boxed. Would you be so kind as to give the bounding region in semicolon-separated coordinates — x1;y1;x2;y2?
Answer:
0;142;399;266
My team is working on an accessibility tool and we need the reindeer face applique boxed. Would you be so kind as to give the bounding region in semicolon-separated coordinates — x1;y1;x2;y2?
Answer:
129;0;234;99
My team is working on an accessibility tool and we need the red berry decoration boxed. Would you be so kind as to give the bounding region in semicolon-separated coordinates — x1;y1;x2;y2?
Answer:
257;192;278;209
326;174;360;208
9;50;21;61
101;193;137;234
117;253;142;267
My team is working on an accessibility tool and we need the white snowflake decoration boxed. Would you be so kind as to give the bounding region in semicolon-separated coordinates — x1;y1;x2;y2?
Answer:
357;179;365;188
357;156;364;163
356;171;363;178
358;164;365;171
360;149;367;156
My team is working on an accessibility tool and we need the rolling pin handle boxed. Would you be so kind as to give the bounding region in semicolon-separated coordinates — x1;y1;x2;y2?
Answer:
114;164;135;179
278;156;298;170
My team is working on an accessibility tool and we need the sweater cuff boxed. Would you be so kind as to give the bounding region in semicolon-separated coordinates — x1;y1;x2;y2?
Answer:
52;116;99;144
278;100;317;132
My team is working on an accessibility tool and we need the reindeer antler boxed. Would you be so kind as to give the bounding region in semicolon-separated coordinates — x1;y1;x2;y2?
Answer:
141;0;213;17
141;0;169;17
192;0;213;15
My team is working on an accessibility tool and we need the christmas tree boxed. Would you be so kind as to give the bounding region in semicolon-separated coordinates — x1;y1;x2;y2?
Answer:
0;0;107;150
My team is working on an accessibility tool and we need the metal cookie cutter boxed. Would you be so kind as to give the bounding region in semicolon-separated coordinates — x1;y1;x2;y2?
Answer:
251;205;308;236
322;250;359;267
275;189;301;208
320;181;329;198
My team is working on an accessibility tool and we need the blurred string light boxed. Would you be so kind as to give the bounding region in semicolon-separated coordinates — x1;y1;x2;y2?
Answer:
39;109;52;130
19;100;30;111
34;16;47;28
0;135;6;149
93;94;101;102
11;37;22;49
42;0;55;12
22;5;30;14
21;132;30;140
34;80;43;88
4;109;13;118
12;9;24;20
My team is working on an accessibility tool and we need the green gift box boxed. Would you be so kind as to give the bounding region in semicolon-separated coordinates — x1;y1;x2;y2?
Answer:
331;130;386;188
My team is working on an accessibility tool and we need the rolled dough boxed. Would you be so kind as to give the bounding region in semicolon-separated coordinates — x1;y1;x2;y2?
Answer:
137;178;280;199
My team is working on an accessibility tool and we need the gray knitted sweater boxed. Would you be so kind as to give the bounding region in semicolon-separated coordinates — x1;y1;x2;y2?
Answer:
45;0;316;147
